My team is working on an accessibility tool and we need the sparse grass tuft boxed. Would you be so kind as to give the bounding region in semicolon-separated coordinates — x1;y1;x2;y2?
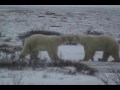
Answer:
0;60;27;70
0;58;97;75
96;67;120;85
47;60;97;75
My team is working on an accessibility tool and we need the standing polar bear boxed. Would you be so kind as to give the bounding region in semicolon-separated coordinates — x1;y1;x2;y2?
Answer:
19;34;71;62
70;35;120;62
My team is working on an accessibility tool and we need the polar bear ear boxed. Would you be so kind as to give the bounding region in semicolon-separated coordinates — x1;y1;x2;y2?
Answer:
72;35;79;41
59;35;66;43
60;35;71;43
60;35;65;40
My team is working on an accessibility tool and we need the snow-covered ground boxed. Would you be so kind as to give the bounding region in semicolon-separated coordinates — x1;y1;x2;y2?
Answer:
0;68;103;85
0;68;120;85
0;5;120;85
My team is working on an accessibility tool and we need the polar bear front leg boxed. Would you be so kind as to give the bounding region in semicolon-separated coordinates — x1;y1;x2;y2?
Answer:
99;52;109;62
110;51;120;62
29;50;39;67
83;48;95;61
47;47;59;62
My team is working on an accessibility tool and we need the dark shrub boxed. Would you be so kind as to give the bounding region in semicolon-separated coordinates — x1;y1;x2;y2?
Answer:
85;30;104;35
18;30;61;40
47;60;97;75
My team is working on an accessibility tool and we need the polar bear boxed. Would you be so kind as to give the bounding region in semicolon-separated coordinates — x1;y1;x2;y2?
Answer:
19;34;71;62
70;35;120;62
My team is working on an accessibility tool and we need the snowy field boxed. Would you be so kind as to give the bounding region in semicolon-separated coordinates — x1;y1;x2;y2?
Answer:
0;5;120;85
0;68;103;85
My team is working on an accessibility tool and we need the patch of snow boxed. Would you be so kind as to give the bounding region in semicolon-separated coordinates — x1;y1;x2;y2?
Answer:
0;69;103;85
